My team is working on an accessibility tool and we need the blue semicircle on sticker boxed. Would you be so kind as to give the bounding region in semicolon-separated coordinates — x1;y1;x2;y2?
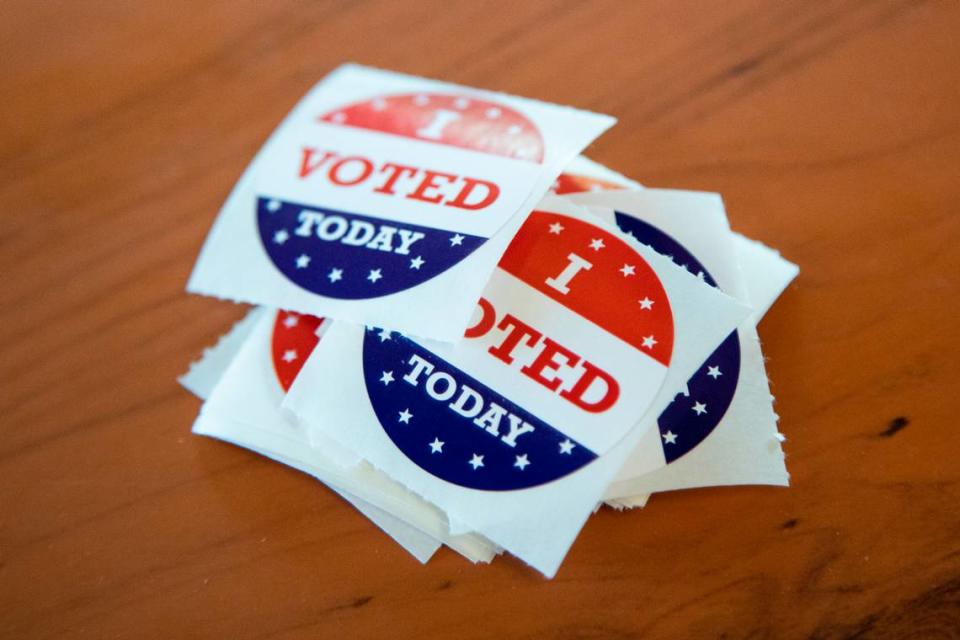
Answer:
614;212;742;463
361;328;598;491
257;197;485;300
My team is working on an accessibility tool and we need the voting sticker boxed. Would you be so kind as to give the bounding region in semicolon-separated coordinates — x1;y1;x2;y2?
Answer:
359;207;675;490
188;64;615;341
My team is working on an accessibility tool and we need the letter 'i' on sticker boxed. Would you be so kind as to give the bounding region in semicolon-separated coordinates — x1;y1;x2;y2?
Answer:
545;253;593;294
416;109;462;139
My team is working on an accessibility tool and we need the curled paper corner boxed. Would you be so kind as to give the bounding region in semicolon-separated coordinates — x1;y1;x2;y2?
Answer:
461;538;504;565
296;431;495;564
184;283;269;317
178;307;263;399
605;494;649;510
602;500;631;512
447;534;500;565
333;489;441;565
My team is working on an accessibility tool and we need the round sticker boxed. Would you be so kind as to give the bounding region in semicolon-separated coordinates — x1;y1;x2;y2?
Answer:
361;211;675;491
257;92;542;300
613;213;742;462
270;310;324;391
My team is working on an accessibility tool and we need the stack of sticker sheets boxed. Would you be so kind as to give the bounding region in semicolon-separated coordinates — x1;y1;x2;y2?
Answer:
180;64;798;577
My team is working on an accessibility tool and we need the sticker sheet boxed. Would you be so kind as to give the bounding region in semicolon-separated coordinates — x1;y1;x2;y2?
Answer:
188;307;499;564
564;189;792;504
285;197;750;576
188;64;615;341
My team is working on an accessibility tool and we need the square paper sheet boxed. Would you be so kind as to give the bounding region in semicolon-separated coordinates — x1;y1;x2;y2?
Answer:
188;64;614;341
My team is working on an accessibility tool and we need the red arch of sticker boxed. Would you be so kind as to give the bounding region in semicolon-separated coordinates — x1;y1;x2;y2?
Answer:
497;211;674;366
318;93;545;163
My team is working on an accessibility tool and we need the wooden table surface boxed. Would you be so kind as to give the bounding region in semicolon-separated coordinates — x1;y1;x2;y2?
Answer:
3;1;959;637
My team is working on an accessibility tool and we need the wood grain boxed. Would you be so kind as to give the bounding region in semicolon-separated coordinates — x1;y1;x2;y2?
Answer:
2;1;959;637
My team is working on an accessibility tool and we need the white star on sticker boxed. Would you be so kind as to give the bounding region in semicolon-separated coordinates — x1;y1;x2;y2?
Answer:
379;370;394;385
506;124;523;135
282;314;298;329
367;268;382;283
413;94;429;106
707;366;722;379
589;238;605;251
468;454;484;469
638;297;654;310
371;97;387;111
328;268;343;283
549;222;564;234
398;409;413;424
642;335;657;349
429;438;444;453
692;401;708;416
378;329;392;342
453;97;470;109
559;439;575;455
266;199;281;212
662;431;678;444
295;254;310;269
485;107;501;119
514;454;530;470
282;349;297;363
330;112;346;123
450;234;465;246
409;256;425;270
620;264;636;277
273;229;289;245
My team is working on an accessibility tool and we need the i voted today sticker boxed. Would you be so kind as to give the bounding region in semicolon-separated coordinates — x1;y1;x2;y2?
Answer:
255;90;544;300
358;207;675;491
188;64;615;341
